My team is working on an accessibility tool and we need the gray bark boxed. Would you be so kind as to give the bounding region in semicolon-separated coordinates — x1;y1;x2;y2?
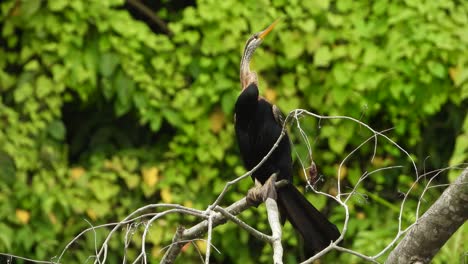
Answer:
386;167;468;264
160;179;288;264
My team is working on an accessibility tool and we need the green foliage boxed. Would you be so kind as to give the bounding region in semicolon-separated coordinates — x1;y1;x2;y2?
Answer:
0;0;467;263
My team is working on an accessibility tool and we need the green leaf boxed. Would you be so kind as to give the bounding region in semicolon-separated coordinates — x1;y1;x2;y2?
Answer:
14;82;33;103
277;97;300;112
36;76;54;98
0;151;15;185
90;180;119;201
336;0;353;11
331;86;349;106
101;78;114;100
51;65;68;82
163;109;183;127
280;32;304;59
24;60;40;71
114;71;135;116
332;64;352;85
0;223;13;251
47;120;66;141
327;13;344;27
314;46;332;67
99;52;120;77
297;19;316;33
149;114;162;131
48;0;69;11
22;0;41;16
329;135;347;154
449;116;468;181
221;91;236;114
427;61;446;79
362;45;379;65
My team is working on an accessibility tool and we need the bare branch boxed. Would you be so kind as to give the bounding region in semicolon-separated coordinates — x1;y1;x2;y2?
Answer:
214;206;271;242
386;167;468;264
265;198;283;264
205;214;213;264
125;0;172;36
0;254;57;264
3;108;464;264
160;180;288;264
93;204;206;264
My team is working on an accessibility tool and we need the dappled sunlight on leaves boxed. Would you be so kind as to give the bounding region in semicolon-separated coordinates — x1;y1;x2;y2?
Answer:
15;209;30;225
0;0;466;263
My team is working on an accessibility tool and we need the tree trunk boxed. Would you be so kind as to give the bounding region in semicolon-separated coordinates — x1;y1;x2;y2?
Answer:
386;167;468;264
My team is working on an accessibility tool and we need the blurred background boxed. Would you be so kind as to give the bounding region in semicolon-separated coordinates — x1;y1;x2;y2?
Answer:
0;0;467;263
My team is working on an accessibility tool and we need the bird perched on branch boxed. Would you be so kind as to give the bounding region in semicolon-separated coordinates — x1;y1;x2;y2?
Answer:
234;20;340;258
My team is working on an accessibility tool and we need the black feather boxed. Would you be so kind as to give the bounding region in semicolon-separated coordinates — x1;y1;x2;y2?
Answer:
234;83;340;257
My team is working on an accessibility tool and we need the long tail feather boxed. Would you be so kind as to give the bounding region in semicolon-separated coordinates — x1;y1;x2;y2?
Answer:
277;184;341;258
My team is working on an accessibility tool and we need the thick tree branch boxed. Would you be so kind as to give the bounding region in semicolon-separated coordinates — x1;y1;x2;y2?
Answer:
160;198;249;264
266;198;283;264
386;167;468;264
160;179;288;264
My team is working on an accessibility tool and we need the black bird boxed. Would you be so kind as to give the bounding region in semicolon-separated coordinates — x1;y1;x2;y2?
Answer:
234;21;341;258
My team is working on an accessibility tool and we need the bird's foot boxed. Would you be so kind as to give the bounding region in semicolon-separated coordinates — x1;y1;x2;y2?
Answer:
246;173;278;207
247;179;263;207
263;174;277;200
246;187;262;207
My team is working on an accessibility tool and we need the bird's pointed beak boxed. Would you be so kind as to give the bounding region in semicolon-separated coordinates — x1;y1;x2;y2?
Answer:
258;19;280;40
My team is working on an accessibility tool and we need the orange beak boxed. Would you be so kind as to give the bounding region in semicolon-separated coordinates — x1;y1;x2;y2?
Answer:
258;19;280;40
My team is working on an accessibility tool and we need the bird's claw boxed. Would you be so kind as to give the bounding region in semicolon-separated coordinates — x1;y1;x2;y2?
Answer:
263;174;277;200
246;174;278;206
246;186;263;207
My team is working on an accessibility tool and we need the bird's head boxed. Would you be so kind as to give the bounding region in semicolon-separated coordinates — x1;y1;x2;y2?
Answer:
240;19;279;90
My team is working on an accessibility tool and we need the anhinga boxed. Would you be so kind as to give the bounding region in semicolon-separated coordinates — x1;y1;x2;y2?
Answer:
234;20;341;257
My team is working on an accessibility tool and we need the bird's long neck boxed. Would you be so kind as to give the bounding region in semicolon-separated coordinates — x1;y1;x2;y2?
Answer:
240;55;251;86
240;46;258;89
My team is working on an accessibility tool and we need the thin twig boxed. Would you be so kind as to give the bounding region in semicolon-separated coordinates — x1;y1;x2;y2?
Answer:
0;254;58;264
214;206;271;242
94;204;205;263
